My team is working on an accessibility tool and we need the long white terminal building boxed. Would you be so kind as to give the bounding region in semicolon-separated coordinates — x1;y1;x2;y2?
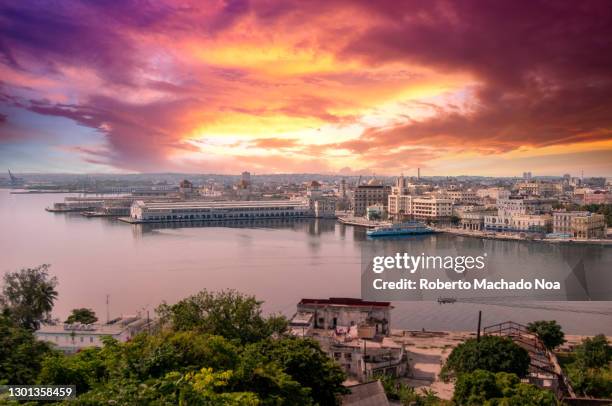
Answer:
129;199;313;223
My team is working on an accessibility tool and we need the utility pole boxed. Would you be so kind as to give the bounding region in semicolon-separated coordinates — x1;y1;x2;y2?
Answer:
106;294;110;323
476;310;482;342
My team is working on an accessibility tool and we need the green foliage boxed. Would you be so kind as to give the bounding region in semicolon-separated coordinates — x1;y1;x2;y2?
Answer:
1;283;346;404
65;308;98;325
441;336;530;380
156;289;287;344
378;374;450;405
562;334;612;398
72;369;262;405
453;370;556;406
575;334;611;369
527;320;565;350
37;330;344;405
245;337;348;405
0;312;54;384
39;348;107;392
1;264;58;330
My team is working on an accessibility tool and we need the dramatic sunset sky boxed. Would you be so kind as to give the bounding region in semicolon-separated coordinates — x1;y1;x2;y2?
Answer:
1;1;611;176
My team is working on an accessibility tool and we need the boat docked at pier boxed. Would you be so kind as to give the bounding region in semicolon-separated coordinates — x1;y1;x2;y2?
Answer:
366;221;435;237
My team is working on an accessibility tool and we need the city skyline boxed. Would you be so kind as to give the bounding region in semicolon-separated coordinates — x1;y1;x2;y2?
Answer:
1;1;612;176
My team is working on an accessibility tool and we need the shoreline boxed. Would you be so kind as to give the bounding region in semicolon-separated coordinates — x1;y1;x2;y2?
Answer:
337;216;612;245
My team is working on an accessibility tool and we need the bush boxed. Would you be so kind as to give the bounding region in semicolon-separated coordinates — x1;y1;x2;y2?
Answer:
527;320;565;350
441;336;530;380
453;370;556;406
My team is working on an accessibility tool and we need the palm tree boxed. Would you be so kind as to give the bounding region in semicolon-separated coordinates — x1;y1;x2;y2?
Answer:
1;264;58;330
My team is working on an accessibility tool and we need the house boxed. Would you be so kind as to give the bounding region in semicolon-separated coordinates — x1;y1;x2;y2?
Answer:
35;315;152;354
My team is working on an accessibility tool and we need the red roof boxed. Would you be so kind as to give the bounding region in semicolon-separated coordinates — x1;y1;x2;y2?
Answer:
299;297;391;307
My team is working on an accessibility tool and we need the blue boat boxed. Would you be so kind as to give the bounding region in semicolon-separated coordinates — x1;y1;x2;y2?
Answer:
366;221;435;237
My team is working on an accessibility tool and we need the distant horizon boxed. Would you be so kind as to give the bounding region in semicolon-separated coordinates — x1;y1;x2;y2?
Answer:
4;169;611;179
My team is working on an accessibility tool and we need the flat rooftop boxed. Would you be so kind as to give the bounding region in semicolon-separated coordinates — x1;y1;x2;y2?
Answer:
135;199;308;209
299;298;392;308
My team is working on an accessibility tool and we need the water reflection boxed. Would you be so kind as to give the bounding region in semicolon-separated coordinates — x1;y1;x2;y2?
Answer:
2;190;611;334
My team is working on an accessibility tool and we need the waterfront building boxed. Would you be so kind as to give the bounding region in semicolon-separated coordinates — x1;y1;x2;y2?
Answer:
388;194;412;218
388;194;453;221
352;179;391;217
454;206;496;231
306;181;336;218
129;199;312;222
411;196;453;220
552;211;606;239
459;211;487;231
35;316;151;354
484;213;552;233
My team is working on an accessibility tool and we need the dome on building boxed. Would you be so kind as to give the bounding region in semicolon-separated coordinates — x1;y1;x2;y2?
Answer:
179;179;193;188
309;180;321;188
367;178;381;186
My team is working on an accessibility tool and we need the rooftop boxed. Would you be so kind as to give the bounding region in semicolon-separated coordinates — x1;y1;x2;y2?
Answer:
134;199;308;209
299;298;392;308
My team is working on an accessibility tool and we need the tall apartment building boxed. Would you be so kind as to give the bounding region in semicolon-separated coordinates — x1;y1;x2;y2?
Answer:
352;179;391;217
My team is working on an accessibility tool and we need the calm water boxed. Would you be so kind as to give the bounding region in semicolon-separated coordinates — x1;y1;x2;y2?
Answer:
1;189;611;334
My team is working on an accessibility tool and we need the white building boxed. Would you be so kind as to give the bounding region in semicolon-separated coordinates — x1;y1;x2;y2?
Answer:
388;194;453;220
441;190;480;205
35;316;150;354
129;199;312;222
411;196;453;220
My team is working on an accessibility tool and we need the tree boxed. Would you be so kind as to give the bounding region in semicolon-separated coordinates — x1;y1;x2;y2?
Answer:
453;370;556;406
245;337;348;405
1;264;58;330
441;336;530;380
527;320;565;350
65;308;98;325
156;289;287;344
0;312;54;384
575;334;611;369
